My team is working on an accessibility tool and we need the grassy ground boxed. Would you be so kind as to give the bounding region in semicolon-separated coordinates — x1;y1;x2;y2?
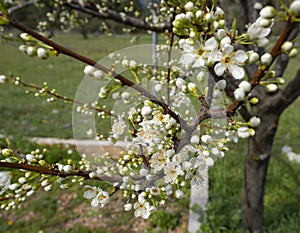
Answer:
0;33;300;232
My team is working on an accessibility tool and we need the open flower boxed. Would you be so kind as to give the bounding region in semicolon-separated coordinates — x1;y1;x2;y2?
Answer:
0;171;11;195
83;186;110;208
134;195;153;219
212;44;248;79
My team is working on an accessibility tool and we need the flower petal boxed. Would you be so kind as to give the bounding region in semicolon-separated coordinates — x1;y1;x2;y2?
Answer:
192;57;206;68
229;64;245;79
214;63;226;76
205;38;218;50
222;44;234;55
233;50;248;64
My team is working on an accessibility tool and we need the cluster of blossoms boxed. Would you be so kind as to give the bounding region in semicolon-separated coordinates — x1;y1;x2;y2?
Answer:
1;0;300;221
18;33;57;60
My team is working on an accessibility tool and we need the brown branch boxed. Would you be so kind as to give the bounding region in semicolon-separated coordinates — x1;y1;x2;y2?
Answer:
64;1;171;33
7;15;187;129
8;0;37;13
226;21;296;117
17;79;115;117
0;161;120;183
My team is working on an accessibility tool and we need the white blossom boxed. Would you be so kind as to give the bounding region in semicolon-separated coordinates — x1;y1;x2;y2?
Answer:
281;41;293;53
260;53;273;65
237;127;250;138
266;83;278;93
259;6;276;19
190;135;200;144
0;172;11;195
0;75;7;83
234;88;245;101
175;189;184;198
239;81;251;92
124;203;132;211
164;162;183;184
184;2;194;11
249;116;261;128
134;195;153;219
213;45;248;79
37;48;48;59
290;0;300;17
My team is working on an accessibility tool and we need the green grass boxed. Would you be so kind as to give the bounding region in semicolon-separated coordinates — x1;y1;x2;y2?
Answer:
0;33;153;138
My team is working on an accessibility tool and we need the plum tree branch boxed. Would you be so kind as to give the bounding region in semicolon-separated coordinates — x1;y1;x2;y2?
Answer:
226;21;296;117
63;1;171;33
6;14;186;129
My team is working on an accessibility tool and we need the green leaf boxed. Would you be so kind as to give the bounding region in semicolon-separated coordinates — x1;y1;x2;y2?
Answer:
0;2;8;15
0;15;9;26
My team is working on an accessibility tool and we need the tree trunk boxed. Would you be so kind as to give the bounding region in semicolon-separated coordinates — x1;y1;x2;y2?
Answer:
242;113;279;232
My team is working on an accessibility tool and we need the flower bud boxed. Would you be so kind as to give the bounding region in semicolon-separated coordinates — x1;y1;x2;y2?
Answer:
188;82;197;93
234;88;245;101
239;81;251;92
266;83;278;93
190;135;200;144
260;6;276;19
1;148;13;157
141;105;152;116
260;53;272;65
26;46;36;57
93;70;103;79
121;91;130;100
248;51;259;63
237;127;250;138
124;203;132;211
196;10;203;19
129;60;137;70
281;41;293;53
290;0;300;17
201;135;212;144
37;48;49;59
18;45;27;53
121;59;129;68
249;97;259;104
289;48;298;58
275;77;285;84
249;116;261;128
139;168;149;176
216;80;226;90
175;189;184;198
184;2;194;11
84;65;95;75
259;18;272;27
20;33;32;41
175;78;186;89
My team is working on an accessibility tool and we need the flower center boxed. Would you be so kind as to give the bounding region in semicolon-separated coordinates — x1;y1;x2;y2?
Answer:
197;49;204;56
224;56;231;64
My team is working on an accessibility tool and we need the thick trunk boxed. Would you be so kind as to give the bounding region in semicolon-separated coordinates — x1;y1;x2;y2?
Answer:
242;114;279;232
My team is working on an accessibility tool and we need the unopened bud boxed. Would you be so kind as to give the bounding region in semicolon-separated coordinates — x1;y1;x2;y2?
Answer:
289;48;298;58
260;6;276;19
290;0;300;17
266;83;278;93
234;88;245;101
281;41;293;53
1;148;13;157
260;53;273;65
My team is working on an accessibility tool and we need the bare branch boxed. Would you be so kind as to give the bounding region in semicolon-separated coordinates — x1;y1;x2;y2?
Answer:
64;1;171;33
8;0;38;13
7;15;186;129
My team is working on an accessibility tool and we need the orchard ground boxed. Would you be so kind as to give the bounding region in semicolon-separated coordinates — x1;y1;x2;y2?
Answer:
0;33;300;232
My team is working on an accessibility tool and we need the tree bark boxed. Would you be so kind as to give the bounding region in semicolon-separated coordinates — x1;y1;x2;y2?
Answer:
242;112;279;232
